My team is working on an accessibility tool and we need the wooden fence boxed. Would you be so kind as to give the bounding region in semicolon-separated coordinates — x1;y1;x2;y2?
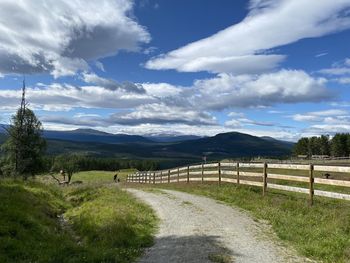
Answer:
126;161;350;205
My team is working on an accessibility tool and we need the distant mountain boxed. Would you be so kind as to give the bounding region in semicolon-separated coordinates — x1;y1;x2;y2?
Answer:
146;135;203;143
43;128;153;144
0;127;293;168
261;136;294;147
159;132;293;158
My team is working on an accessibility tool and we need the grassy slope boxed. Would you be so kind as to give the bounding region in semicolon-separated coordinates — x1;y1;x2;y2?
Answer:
132;182;350;263
0;171;157;263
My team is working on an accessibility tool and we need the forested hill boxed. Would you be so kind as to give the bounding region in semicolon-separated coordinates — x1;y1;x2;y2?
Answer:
0;128;293;167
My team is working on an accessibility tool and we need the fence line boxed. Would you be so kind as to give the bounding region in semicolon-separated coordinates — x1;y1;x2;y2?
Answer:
126;161;350;205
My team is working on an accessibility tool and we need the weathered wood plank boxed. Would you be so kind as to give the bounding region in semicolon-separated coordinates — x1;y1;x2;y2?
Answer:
203;163;219;168
189;164;203;169
268;174;309;182
239;172;262;177
203;177;219;182
189;178;202;182
314;190;350;200
203;170;219;175
220;170;235;175
268;183;309;194
240;180;263;187
268;163;310;170
239;163;264;168
314;178;350;187
189;171;202;175
221;178;236;183
220;162;236;167
314;165;350;173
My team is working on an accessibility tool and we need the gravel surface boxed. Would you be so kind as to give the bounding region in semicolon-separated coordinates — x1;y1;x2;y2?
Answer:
128;189;314;263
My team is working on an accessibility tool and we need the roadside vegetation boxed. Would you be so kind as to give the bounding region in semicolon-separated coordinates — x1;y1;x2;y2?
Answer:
0;171;157;263
131;182;350;263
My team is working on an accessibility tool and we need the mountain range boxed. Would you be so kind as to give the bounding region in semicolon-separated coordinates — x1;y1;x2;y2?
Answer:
0;126;293;167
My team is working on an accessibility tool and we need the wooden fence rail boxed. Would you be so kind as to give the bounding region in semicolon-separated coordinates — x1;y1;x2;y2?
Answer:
126;161;350;205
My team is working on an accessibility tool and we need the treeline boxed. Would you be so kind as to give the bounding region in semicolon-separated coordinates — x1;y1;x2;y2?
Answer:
43;155;160;173
293;133;350;157
0;154;159;177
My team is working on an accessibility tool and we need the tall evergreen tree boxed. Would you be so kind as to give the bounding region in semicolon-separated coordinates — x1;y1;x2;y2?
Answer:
1;81;46;178
293;137;310;156
331;133;348;157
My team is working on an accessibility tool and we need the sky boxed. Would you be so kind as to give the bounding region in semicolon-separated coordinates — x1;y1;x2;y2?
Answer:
0;0;350;141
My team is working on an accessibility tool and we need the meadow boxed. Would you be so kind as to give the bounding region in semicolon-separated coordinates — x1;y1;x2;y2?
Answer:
0;170;157;263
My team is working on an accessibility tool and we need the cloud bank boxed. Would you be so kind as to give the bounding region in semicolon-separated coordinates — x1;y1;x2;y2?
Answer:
0;0;150;77
146;0;350;74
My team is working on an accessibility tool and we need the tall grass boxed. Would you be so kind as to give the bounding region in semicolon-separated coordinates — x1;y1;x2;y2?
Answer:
0;171;157;263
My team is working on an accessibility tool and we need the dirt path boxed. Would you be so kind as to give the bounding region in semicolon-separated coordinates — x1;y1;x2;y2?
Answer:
128;189;313;263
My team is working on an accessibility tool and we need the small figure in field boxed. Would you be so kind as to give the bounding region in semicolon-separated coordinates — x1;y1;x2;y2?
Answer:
114;171;120;183
324;173;331;179
60;170;66;181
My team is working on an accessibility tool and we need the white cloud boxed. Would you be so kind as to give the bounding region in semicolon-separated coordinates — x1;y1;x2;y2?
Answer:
345;58;350;66
0;0;150;77
227;112;245;118
142;82;182;98
191;70;332;110
225;112;289;129
292;109;348;122
319;68;350;75
82;72;146;93
315;52;328;58
337;77;350;84
319;57;350;76
0;82;155;111
145;0;350;74
95;61;105;72
108;103;217;126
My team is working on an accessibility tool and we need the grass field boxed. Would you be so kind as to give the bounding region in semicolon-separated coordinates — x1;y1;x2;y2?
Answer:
0;171;157;263
129;181;350;263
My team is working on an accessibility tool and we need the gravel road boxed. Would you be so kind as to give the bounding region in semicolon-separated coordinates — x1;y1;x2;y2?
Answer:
128;189;313;263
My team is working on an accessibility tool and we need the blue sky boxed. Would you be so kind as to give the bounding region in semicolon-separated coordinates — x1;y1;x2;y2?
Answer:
1;0;350;141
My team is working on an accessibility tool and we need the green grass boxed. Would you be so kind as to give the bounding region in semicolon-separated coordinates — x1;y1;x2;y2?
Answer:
0;171;157;263
133;182;350;263
64;185;157;262
0;180;76;263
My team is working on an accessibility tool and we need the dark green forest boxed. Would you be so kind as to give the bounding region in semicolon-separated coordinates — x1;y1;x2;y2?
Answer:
293;133;350;157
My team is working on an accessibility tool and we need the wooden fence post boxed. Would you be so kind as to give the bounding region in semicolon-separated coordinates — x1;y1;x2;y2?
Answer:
201;163;204;183
160;171;163;184
168;170;170;183
263;162;267;196
218;161;221;185
138;173;141;184
309;164;314;206
177;168;179;182
187;166;190;183
237;162;240;185
153;172;155;184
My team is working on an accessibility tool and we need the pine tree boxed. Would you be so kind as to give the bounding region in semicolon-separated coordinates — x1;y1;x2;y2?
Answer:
1;81;46;178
